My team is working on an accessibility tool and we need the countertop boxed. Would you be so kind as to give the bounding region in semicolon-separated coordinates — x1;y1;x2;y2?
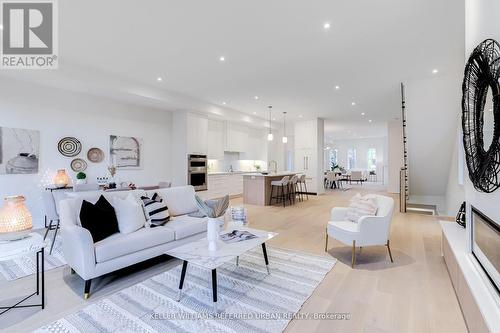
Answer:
242;172;297;178
208;171;250;175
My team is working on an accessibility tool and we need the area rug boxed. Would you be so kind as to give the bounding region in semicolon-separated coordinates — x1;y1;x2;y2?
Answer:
0;235;66;281
35;246;336;333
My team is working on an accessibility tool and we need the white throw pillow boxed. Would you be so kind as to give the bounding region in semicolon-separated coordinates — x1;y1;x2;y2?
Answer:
112;194;147;234
346;193;378;223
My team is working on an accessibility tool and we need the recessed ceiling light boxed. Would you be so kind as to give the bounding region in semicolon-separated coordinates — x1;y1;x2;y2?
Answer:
489;108;493;112
219;56;225;62
299;115;303;118
368;119;372;123
351;102;356;106
254;96;259;100
361;112;365;116
335;85;340;90
222;101;226;105
253;112;257;115
272;118;276;121
432;69;438;74
156;77;163;82
323;22;331;30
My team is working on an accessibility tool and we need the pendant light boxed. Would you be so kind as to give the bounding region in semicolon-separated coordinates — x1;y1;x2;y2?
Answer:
282;112;288;143
267;105;274;141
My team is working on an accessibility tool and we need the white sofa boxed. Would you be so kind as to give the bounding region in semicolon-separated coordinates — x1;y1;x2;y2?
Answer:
59;185;207;299
325;194;395;268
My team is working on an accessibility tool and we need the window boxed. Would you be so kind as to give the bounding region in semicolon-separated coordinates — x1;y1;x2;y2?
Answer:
329;149;338;168
347;148;356;169
367;148;377;171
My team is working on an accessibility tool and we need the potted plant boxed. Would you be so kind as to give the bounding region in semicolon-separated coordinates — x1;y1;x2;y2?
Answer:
76;172;87;185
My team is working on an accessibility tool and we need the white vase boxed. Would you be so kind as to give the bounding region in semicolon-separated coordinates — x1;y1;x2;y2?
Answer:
76;179;87;185
207;217;221;251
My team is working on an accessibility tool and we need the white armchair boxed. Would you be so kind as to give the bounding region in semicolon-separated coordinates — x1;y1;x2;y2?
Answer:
325;194;395;268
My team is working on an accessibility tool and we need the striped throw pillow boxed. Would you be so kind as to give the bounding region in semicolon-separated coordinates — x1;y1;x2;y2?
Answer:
346;193;378;223
141;193;170;227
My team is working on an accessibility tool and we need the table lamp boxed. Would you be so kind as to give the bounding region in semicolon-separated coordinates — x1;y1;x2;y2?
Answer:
53;169;69;188
0;196;33;241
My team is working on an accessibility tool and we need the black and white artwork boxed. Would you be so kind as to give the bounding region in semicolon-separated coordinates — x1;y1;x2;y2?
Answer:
109;135;143;169
0;127;40;174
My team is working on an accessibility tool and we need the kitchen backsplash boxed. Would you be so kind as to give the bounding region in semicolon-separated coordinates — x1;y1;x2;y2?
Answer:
208;152;266;173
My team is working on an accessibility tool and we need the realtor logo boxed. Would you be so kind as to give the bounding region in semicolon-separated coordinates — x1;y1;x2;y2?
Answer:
1;0;58;69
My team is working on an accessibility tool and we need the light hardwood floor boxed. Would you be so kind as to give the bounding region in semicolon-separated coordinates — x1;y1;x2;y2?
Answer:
0;186;467;333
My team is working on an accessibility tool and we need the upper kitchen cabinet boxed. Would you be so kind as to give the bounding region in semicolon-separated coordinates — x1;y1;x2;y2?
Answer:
225;122;248;152
240;127;267;160
187;113;208;155
207;119;225;160
294;120;316;150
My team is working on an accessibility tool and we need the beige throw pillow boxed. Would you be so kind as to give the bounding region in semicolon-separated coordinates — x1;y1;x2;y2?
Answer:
346;193;378;223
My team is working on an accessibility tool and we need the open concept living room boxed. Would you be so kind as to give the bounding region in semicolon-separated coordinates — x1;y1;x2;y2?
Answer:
0;1;500;332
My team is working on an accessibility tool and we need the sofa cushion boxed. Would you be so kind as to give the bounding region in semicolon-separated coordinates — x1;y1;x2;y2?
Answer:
80;196;120;243
94;226;175;263
151;186;198;217
346;193;378;223
163;215;207;240
112;194;147;234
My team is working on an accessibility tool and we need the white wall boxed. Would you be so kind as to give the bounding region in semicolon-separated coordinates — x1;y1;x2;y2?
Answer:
387;120;404;193
327;137;386;180
463;0;500;223
0;78;172;228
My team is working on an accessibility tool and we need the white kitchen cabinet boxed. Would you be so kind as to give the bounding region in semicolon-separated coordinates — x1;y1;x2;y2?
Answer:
225;122;248;152
198;173;244;200
294;120;316;150
187;113;208;155
295;148;318;193
240;127;266;160
207;119;225;159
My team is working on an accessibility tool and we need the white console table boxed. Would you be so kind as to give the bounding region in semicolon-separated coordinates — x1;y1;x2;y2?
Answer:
441;221;500;333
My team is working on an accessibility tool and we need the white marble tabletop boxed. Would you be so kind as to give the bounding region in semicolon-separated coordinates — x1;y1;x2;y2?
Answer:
165;227;277;270
0;233;46;262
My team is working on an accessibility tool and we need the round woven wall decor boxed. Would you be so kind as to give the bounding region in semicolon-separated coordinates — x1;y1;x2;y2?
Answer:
58;137;82;157
462;39;500;193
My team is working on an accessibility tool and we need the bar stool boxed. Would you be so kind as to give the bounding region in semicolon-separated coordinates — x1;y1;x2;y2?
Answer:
269;176;290;207
288;175;300;204
298;174;309;200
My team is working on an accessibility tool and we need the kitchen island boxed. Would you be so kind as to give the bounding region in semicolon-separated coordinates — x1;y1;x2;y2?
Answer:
243;172;297;206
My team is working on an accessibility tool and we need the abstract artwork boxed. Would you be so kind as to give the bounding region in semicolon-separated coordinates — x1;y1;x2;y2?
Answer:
109;135;142;169
462;39;500;193
0;127;40;174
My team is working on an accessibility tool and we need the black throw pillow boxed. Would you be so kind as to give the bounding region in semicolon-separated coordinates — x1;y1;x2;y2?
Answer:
79;195;119;243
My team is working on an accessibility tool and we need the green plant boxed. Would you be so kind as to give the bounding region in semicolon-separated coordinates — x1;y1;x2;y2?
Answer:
76;172;87;180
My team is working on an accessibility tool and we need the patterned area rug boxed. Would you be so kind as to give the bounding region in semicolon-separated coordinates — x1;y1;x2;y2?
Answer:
0;235;66;281
35;247;336;333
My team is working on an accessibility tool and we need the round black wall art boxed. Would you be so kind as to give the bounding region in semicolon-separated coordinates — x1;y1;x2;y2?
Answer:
58;137;82;157
462;39;500;193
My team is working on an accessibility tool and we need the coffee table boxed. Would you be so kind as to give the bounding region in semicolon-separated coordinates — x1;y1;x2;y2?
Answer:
165;227;277;312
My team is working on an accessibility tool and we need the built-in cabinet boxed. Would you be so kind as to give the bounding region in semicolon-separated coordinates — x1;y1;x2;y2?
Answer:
295;148;317;193
197;173;244;200
187;113;208;155
225;122;248;152
207;119;225;159
294;119;323;194
240;127;267;161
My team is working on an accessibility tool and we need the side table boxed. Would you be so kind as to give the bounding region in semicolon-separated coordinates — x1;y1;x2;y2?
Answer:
0;233;46;315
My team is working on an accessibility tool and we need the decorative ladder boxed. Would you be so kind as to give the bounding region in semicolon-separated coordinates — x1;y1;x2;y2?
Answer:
400;82;409;213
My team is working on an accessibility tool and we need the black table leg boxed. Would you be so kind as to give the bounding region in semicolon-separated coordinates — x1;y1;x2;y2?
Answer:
36;250;40;295
262;243;270;274
177;261;188;301
41;248;45;309
211;269;217;313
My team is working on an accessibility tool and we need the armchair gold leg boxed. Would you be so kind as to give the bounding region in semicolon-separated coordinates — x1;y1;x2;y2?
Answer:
351;240;356;268
325;228;329;252
84;293;90;300
386;240;394;263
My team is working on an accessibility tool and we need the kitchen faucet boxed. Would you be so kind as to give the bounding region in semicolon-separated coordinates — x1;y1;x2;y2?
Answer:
268;160;277;173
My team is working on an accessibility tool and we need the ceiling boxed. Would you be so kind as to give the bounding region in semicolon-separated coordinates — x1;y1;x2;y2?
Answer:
1;0;464;133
